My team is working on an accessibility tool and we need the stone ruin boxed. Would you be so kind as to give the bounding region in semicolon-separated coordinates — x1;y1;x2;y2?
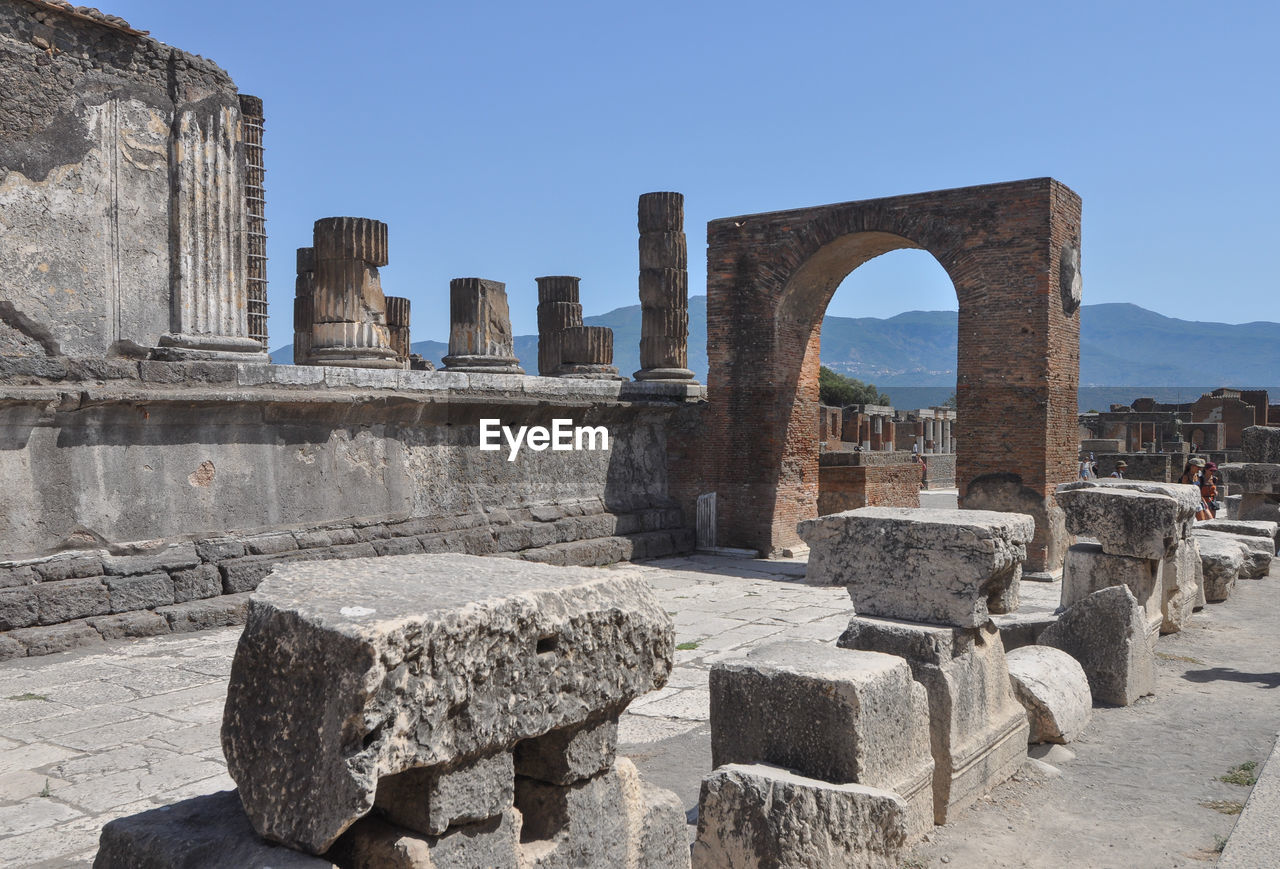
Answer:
95;554;691;868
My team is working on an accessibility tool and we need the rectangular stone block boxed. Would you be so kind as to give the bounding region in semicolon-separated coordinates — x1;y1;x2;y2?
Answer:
1197;534;1244;601
333;810;520;869
104;573;175;613
798;507;1034;627
709;640;933;839
692;763;908;869
101;544;199;576
1242;426;1280;463
222;554;674;854
36;576;109;624
1062;543;1162;639
1222;463;1280;495
1056;481;1199;560
8;621;104;656
194;537;248;562
0;586;38;630
514;717;618;786
95;791;336;869
1160;538;1201;634
172;564;223;602
0;564;37;589
837;617;1029;823
156;594;251;632
86;610;171;640
32;553;103;582
1198;518;1279;549
241;532;300;556
1194;529;1273;579
375;751;514;836
513;758;689;869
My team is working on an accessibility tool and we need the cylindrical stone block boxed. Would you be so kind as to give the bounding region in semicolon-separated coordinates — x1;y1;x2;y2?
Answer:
312;259;385;324
443;278;524;374
536;275;581;305
385;296;411;328
639;233;688;271
296;247;316;294
639;269;688;307
313;217;389;267
561;326;613;366
293;330;311;366
293;295;313;332
638;192;684;233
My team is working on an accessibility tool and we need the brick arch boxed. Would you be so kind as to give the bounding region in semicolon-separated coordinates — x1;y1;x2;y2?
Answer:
701;178;1082;572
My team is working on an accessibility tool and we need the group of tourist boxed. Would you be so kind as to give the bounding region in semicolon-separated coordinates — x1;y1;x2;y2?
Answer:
1077;453;1221;520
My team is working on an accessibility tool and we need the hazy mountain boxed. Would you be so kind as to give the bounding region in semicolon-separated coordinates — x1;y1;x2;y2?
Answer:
271;298;1280;394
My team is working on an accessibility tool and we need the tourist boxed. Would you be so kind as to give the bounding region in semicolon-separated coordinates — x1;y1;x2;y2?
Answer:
1201;461;1220;519
1110;460;1127;479
1079;460;1092;480
1180;457;1212;520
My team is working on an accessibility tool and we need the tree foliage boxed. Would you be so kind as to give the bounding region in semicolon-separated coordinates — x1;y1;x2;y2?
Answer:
818;366;891;408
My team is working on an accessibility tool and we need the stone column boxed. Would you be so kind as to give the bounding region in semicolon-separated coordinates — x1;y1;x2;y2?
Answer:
308;217;401;368
634;192;695;382
292;247;315;366
442;278;525;374
942;419;952;454
536;276;583;376
558;326;622;380
386;296;411;369
240;94;268;348
156;97;267;361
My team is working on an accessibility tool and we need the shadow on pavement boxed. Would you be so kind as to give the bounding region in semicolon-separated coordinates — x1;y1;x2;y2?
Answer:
1182;667;1280;688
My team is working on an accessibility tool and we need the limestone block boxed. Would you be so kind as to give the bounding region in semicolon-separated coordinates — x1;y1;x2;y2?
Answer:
708;640;934;838
1222;463;1280;495
515;758;689;869
1160;538;1201;634
1194;529;1273;579
374;751;514;836
0;587;38;630
94;790;338;868
1242;426;1280;463
514;716;617;786
1240;495;1280;525
798;507;1034;628
333;808;521;869
838;618;1029;823
104;573;174;613
1198;518;1279;550
221;554;673;853
1039;585;1156;706
1195;534;1246;602
1061;543;1162;639
1226;494;1242;520
1056;483;1198;560
691;763;908;869
35;576;110;624
1196;527;1270;578
1005;646;1092;744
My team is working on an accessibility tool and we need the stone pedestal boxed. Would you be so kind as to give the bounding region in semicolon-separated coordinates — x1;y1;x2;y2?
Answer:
442;278;524;374
837;618;1029;824
536;276;582;376
308;217;401;369
557;326;622;380
634;192;695;382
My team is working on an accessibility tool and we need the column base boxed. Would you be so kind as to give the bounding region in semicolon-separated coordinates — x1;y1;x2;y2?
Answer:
441;354;525;375
307;346;404;369
633;367;696;382
153;333;268;363
555;363;625;381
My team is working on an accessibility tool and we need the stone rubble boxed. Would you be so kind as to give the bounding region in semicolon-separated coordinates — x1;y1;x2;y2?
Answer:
1193;528;1274;579
1039;585;1156;706
1195;534;1248;601
1005;645;1092;744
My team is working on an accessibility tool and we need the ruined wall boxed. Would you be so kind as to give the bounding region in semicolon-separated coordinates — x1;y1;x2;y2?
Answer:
817;460;921;514
0;0;247;357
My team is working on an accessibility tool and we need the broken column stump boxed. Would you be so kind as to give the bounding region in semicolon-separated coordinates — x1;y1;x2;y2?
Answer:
535;275;582;376
385;296;411;369
217;553;681;858
1195;534;1248;601
634;192;695;382
441;278;525;374
293;247;316;365
1040;585;1156;706
308;217;402;369
557;326;622;380
707;640;934;840
1004;645;1092;744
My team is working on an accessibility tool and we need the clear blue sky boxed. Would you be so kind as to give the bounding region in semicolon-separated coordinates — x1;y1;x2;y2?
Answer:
105;0;1279;347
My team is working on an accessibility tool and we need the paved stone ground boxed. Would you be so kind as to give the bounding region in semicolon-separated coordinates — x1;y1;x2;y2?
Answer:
0;539;1275;867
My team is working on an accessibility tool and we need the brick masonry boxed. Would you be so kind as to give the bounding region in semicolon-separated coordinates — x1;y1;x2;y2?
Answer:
689;178;1082;569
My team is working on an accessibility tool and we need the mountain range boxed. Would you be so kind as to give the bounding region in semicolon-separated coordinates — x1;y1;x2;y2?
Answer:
271;298;1280;395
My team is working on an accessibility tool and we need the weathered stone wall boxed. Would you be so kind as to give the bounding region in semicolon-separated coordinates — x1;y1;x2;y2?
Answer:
0;0;250;358
0;363;702;656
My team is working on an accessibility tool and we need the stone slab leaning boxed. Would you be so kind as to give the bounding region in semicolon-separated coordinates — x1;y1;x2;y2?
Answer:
798;507;1034;627
220;553;674;854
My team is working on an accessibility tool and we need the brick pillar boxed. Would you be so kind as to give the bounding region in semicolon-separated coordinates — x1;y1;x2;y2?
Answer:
442;278;525;374
309;217;400;368
536;276;583;376
634;192;696;382
292;247;314;366
386;296;411;369
558;326;622;380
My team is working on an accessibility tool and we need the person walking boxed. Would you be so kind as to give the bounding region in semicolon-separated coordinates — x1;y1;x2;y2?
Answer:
1110;460;1127;479
1200;461;1220;519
